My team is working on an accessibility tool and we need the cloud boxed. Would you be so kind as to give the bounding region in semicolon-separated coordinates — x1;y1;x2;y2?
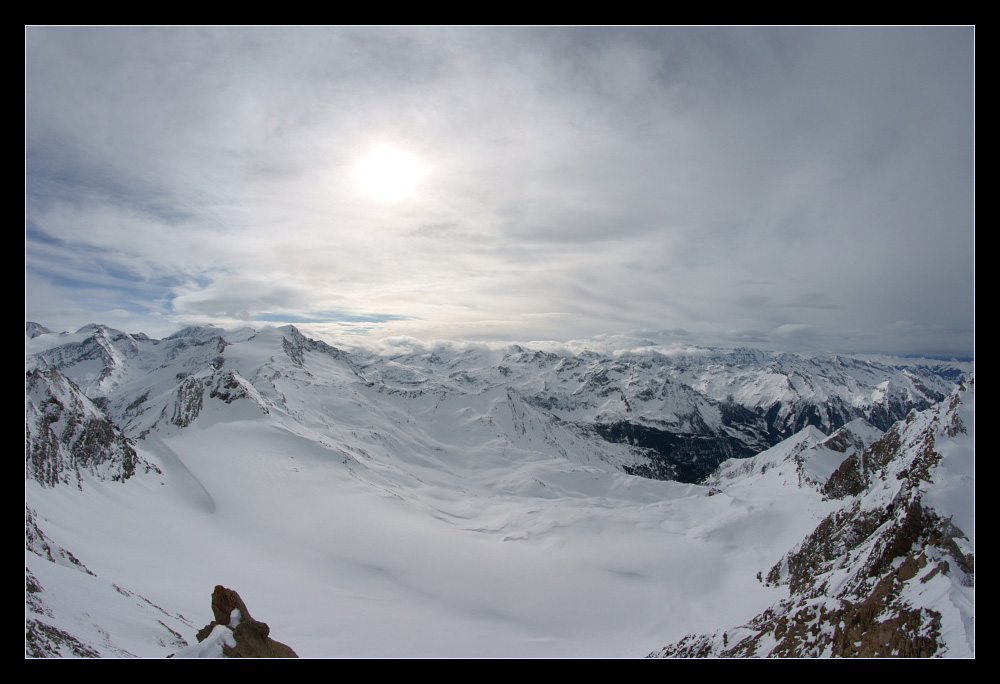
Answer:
25;27;974;356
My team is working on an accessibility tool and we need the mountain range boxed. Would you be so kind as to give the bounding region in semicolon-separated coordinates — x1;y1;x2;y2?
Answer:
25;323;974;657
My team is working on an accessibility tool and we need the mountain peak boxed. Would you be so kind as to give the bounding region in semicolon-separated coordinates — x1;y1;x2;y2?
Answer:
25;322;53;338
164;325;227;342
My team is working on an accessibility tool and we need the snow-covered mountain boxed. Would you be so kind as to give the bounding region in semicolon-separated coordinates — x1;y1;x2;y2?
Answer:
705;417;885;492
25;322;972;657
25;323;957;483
650;377;975;657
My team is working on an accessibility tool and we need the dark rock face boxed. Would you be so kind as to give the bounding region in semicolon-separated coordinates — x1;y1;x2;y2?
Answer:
574;365;951;484
208;371;269;414
170;375;205;427
209;371;246;403
192;586;298;658
595;421;758;483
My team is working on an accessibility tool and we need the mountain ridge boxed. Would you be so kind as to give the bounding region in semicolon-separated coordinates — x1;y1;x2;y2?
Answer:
650;377;975;657
26;322;961;484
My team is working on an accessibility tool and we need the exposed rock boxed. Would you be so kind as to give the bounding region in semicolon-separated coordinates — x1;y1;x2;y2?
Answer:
822;453;867;498
190;586;297;658
26;618;101;658
210;371;270;414
599;420;760;483
26;506;93;575
211;585;254;624
25;368;159;488
170;375;205;427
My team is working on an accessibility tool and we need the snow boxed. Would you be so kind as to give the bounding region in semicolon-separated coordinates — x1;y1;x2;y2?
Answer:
26;412;835;657
25;324;972;658
172;624;236;658
925;387;975;546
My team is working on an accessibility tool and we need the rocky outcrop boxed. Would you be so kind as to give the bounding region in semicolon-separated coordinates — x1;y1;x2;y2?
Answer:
209;371;270;414
170;375;205;427
650;377;975;658
601;420;760;483
186;586;297;658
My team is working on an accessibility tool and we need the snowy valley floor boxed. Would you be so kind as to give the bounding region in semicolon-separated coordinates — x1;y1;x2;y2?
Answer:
27;411;840;658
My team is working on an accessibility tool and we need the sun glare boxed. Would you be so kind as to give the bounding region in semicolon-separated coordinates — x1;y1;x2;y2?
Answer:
356;147;426;201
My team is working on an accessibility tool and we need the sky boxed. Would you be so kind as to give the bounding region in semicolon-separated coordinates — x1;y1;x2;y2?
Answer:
25;27;974;357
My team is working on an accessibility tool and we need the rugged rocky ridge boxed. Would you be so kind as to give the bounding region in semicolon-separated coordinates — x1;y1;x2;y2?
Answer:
24;362;194;658
649;376;975;658
25;367;157;488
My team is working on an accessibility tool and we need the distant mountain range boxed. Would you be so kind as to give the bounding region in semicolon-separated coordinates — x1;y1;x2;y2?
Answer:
26;322;960;483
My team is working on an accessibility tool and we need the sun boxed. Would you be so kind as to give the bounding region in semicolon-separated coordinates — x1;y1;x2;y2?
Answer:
355;147;426;201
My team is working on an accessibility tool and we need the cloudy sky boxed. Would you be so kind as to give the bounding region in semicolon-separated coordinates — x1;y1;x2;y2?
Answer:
25;27;974;356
